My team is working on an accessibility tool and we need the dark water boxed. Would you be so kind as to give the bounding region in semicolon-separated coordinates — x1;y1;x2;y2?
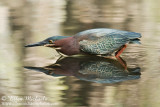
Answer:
0;0;160;107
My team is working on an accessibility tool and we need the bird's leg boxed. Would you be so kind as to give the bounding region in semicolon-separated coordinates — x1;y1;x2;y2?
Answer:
116;56;127;70
115;45;127;70
115;44;127;57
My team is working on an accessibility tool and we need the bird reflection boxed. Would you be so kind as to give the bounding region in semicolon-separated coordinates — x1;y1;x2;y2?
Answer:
24;56;141;83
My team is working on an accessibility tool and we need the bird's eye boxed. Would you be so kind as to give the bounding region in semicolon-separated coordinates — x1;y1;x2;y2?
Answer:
49;40;53;44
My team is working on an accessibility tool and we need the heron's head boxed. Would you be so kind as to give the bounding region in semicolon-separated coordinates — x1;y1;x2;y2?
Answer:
25;36;69;47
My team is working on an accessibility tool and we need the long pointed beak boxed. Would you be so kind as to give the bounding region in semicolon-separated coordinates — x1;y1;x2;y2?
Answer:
25;41;47;47
24;66;57;75
24;66;45;71
24;66;51;74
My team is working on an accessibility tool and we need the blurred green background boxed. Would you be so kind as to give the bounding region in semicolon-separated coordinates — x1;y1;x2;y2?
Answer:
0;0;160;107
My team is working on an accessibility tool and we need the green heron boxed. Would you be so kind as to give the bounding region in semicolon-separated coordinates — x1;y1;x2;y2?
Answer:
24;56;141;83
25;28;141;57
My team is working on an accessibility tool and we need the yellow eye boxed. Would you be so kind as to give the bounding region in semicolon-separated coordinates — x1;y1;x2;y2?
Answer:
49;40;53;44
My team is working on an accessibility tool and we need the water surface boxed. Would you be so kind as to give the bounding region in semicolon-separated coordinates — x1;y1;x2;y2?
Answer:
0;0;160;107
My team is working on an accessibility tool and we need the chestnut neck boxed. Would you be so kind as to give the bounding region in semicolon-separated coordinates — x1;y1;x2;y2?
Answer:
54;37;80;55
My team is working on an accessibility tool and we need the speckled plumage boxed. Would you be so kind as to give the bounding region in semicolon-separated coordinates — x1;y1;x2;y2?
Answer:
75;28;141;55
79;34;127;54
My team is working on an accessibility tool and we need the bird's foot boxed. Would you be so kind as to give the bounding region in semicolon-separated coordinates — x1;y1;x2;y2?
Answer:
101;53;114;58
103;56;115;59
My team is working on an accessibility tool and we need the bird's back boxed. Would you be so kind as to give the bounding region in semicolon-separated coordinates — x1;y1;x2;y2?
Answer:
76;28;117;36
74;28;141;55
75;28;141;39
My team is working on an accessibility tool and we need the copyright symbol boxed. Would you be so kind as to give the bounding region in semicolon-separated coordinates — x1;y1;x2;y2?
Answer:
1;96;7;101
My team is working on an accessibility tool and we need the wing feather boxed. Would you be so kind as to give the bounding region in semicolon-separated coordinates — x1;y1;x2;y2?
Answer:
79;34;129;54
75;28;139;55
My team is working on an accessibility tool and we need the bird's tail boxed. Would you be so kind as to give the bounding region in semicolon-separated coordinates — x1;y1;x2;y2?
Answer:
127;32;142;39
128;67;141;75
129;38;141;44
126;32;141;44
